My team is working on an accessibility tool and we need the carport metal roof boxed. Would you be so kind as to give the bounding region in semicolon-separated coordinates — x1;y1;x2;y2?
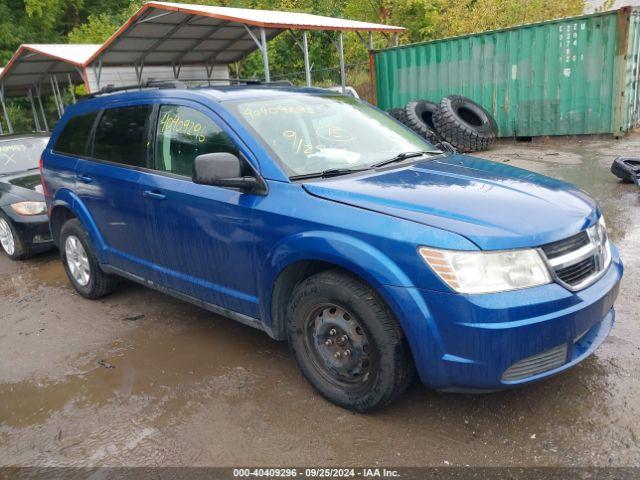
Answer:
0;44;100;97
88;1;404;67
0;44;100;133
87;1;404;88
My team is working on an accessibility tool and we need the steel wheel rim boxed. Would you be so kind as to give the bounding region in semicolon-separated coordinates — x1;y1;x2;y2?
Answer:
304;303;375;388
0;218;15;255
65;235;91;286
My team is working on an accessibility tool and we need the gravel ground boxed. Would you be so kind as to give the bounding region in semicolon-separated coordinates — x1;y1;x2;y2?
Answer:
1;134;639;468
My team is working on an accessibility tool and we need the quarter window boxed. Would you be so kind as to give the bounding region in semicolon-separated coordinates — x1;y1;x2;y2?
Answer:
93;105;153;167
54;111;98;157
154;105;238;177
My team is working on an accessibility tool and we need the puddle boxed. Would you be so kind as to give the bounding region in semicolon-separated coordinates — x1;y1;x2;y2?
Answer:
0;312;286;429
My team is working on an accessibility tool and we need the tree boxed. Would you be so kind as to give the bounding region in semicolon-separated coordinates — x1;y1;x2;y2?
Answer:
438;0;584;38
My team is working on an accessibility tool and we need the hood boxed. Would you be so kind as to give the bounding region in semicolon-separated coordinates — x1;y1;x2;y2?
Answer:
0;172;45;204
6;172;43;193
302;155;598;250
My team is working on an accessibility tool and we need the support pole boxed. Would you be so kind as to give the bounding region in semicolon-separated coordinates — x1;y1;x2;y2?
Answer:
338;31;346;94
135;63;145;86
172;62;182;79
368;32;374;50
28;89;42;132
50;77;62;118
93;58;102;91
393;32;399;47
67;73;76;104
0;85;13;134
303;31;311;87
260;27;270;82
35;85;49;132
53;75;64;114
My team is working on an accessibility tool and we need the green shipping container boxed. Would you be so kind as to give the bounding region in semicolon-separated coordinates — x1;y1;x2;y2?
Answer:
373;7;640;137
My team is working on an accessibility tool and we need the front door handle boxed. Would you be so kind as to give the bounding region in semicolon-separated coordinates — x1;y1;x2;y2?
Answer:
78;174;93;184
143;190;166;201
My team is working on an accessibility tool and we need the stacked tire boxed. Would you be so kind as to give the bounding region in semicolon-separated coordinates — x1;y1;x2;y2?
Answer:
387;95;498;153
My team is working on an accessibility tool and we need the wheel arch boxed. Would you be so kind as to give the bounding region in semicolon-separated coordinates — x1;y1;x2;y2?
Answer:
49;189;106;256
261;231;414;341
49;203;76;246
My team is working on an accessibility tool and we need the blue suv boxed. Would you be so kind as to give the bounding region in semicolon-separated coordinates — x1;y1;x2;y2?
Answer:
41;83;623;411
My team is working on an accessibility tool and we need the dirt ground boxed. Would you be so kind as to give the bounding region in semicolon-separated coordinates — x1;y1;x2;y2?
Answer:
1;134;639;468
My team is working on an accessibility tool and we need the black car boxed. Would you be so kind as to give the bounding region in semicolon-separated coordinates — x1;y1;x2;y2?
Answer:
0;134;53;260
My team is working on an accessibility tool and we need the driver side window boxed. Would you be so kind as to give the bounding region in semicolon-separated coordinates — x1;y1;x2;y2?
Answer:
154;105;238;177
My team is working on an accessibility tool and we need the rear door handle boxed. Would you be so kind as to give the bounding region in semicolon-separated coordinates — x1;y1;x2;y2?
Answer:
143;190;166;201
78;174;93;184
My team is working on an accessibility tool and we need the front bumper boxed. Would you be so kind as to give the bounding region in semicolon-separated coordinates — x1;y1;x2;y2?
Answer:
1;207;53;251
382;244;623;390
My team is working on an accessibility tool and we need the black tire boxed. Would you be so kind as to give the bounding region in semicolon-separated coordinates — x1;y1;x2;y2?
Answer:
0;212;32;261
286;269;414;412
433;95;498;152
387;108;407;123
59;218;119;299
611;157;640;184
403;100;440;144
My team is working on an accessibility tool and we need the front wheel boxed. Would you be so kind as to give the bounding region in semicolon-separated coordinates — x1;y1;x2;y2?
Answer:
287;270;414;412
0;213;31;260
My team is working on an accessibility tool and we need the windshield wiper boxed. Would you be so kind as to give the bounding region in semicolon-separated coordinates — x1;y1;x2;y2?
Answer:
370;150;443;169
290;167;371;181
289;150;444;181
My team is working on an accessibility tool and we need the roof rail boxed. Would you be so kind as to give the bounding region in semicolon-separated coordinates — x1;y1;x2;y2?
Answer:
82;78;294;99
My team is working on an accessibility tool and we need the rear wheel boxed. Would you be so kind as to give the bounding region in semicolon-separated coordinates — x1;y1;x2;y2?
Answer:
0;213;31;261
287;270;414;412
59;218;118;299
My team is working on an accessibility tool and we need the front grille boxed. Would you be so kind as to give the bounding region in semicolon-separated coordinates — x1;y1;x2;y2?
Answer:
541;231;589;259
502;344;568;382
540;223;610;290
555;256;596;285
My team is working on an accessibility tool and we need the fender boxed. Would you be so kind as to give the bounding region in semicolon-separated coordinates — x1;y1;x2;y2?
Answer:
51;188;108;262
258;230;447;362
258;230;414;326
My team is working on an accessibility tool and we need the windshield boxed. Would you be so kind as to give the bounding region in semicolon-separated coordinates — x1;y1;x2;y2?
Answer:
226;95;436;177
0;137;49;175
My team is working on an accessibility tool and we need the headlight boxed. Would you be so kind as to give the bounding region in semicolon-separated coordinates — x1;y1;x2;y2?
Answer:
419;247;552;294
10;201;47;216
595;215;611;270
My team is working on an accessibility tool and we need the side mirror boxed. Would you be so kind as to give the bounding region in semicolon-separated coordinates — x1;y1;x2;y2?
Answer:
193;152;265;194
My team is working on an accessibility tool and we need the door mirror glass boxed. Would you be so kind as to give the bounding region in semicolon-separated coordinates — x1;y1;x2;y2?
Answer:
193;152;241;183
193;152;264;193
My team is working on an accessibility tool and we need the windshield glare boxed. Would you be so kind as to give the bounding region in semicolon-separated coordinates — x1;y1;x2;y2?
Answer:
228;95;436;177
0;137;49;175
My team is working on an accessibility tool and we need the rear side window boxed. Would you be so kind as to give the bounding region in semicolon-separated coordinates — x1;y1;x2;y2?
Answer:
154;105;238;177
54;111;98;156
93;105;152;168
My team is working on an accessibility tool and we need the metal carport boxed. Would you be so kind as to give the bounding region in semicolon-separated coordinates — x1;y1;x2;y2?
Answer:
0;44;100;133
0;2;404;133
86;1;405;91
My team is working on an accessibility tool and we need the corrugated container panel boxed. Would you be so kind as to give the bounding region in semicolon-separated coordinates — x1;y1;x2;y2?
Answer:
623;11;640;129
374;9;635;137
